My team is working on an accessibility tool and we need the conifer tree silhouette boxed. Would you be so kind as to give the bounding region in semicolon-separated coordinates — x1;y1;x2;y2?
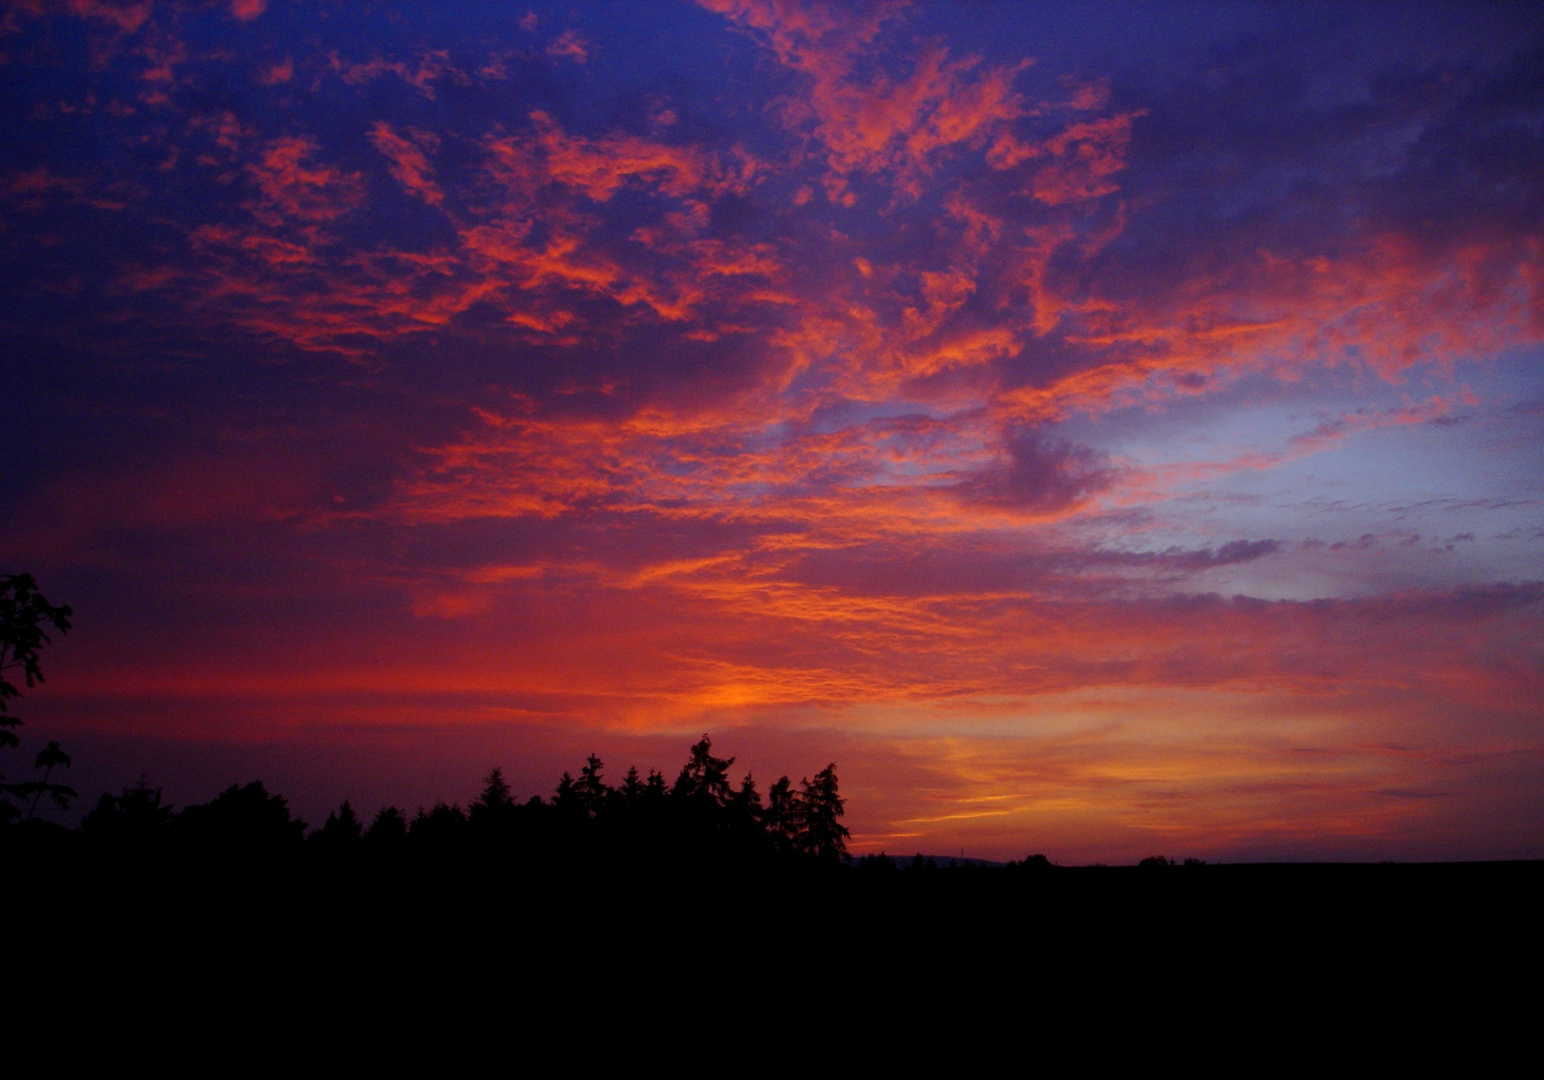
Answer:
619;765;645;807
644;769;667;802
575;754;608;818
764;775;801;853
553;770;583;822
312;800;363;847
365;806;408;850
411;801;468;845
673;735;734;810
470;767;519;839
727;772;765;844
474;767;513;810
798;764;849;862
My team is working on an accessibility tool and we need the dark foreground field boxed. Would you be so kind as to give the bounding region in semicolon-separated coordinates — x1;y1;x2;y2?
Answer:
9;837;1538;1055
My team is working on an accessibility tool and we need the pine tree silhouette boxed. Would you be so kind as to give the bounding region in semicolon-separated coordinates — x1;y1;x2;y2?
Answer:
798;764;849;862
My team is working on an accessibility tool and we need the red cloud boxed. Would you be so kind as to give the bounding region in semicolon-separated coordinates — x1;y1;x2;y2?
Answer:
8;0;152;33
991;228;1544;426
518;110;752;203
330;50;455;100
704;1;1027;200
1026;112;1144;205
256;57;293;85
245;136;365;230
368;123;443;205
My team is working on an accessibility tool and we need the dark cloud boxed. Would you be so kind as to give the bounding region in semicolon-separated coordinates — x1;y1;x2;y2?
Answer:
1090;539;1283;574
957;429;1118;515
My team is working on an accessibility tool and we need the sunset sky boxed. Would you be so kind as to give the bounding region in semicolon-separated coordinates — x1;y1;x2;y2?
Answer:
3;0;1541;862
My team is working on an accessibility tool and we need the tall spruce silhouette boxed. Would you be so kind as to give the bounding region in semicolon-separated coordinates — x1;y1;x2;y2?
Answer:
365;806;408;851
470;766;519;838
799;764;849;862
673;735;735;811
765;775;801;853
311;800;363;849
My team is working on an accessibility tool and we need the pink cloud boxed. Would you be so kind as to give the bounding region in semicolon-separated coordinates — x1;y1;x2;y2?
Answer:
256;56;292;85
546;29;588;63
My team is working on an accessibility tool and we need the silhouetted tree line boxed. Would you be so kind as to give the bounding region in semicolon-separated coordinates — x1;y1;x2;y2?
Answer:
60;736;852;875
852;851;1061;873
3;573;862;874
0;573;1224;876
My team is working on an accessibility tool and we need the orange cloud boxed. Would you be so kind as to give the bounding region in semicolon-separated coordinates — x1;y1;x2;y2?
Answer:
1026;111;1144;205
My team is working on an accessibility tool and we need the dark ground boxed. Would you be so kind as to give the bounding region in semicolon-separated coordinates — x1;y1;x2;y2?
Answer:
8;835;1537;1061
